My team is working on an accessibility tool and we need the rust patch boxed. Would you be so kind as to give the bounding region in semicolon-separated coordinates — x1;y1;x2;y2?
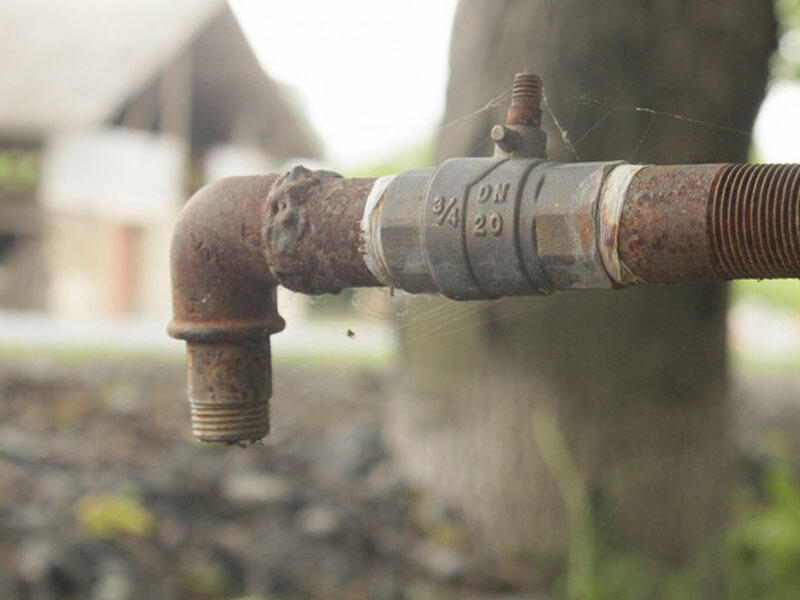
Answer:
620;163;800;284
169;175;284;340
169;176;284;444
619;164;725;283
506;73;542;128
264;166;380;294
170;170;384;444
186;339;272;443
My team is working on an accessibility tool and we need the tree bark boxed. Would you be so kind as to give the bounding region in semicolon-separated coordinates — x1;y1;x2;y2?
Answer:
388;0;776;569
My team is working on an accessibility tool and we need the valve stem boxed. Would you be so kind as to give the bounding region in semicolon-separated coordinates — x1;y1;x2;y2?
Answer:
493;73;547;159
506;73;543;128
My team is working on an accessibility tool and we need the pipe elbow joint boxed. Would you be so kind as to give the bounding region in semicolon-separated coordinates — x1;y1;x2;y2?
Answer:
168;175;285;444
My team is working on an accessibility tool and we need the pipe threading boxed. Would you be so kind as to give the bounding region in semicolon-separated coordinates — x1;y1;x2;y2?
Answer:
507;73;542;128
189;400;270;443
708;163;800;280
511;74;542;103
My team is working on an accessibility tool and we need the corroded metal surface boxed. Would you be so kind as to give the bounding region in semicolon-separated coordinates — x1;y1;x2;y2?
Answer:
187;339;272;443
708;163;800;280
264;166;380;294
166;68;800;446
619;163;800;284
169;175;284;340
494;74;547;159
168;175;284;443
169;158;800;444
169;170;381;443
618;164;725;283
506;73;542;128
597;164;644;284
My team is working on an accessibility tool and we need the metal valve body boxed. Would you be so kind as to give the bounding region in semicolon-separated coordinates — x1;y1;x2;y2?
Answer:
365;159;643;299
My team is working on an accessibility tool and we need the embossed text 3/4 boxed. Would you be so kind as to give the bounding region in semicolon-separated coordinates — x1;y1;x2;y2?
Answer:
432;195;460;227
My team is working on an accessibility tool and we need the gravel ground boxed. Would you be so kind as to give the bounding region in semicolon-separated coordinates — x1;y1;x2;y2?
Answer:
0;358;544;600
0;354;798;600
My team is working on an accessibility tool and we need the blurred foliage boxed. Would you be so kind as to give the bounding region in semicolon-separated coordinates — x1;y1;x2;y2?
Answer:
568;549;666;600
75;491;154;538
732;279;800;311
727;464;800;599
775;0;800;79
183;563;237;598
342;138;434;178
781;0;800;25
0;149;39;199
730;280;800;374
559;462;800;600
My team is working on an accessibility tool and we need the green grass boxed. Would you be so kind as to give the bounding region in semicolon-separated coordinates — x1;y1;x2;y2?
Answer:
0;342;395;369
555;462;800;600
0;344;185;366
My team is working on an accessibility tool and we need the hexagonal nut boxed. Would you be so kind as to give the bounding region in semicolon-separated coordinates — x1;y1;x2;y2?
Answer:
533;163;615;290
379;168;437;292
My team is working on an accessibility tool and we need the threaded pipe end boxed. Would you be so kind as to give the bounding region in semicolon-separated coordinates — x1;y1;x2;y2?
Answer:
190;399;270;443
185;339;272;444
708;163;800;280
511;74;542;103
507;73;542;128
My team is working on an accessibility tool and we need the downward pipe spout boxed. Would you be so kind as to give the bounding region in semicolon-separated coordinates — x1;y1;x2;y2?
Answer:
168;176;285;443
169;168;380;444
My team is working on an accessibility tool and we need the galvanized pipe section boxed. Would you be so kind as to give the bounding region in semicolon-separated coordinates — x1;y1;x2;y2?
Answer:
363;159;627;298
617;163;800;284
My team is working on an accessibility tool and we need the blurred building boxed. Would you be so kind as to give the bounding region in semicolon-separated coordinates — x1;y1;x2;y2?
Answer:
0;0;319;316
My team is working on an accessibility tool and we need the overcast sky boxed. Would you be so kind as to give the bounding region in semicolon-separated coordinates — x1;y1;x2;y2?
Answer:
229;0;458;169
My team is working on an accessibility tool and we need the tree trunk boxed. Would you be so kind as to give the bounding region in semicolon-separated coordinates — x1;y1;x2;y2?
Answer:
388;0;775;571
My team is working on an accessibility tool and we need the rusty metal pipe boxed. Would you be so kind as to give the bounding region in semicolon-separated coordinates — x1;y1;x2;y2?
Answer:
616;163;800;284
169;160;800;444
167;175;283;443
264;166;380;293
168;169;379;443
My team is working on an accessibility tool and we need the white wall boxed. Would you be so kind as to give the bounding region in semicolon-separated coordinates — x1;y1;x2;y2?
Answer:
40;127;185;224
40;127;185;317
